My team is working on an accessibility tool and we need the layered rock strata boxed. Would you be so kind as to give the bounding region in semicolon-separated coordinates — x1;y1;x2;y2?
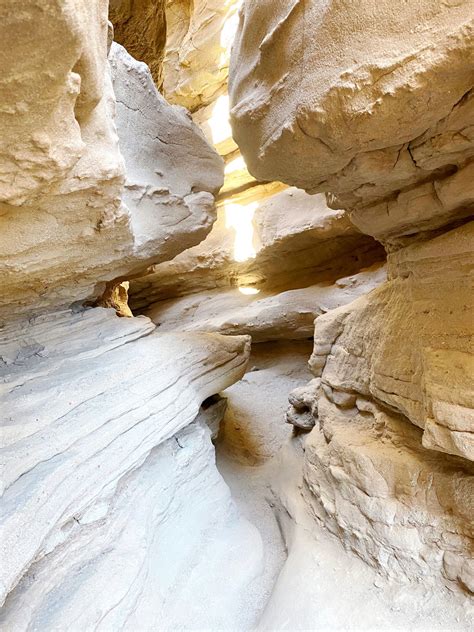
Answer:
0;2;263;627
0;309;256;626
130;188;384;311
145;263;386;342
163;0;242;112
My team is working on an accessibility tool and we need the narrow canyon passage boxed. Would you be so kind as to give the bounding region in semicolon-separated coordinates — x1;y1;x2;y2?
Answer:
1;1;473;630
212;343;473;631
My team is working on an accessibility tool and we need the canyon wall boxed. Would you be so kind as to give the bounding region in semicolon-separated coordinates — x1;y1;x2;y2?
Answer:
0;0;223;318
0;2;264;628
230;0;474;592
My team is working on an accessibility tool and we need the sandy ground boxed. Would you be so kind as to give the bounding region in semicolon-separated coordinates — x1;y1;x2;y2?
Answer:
216;342;474;632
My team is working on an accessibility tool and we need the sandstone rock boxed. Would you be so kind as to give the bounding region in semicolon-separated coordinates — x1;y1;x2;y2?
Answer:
229;0;473;215
228;0;473;596
0;12;222;318
109;0;166;88
1;0;124;316
129;188;384;311
303;393;474;592
258;436;474;629
145;264;386;342
109;43;223;266
0;307;252;615
3;0;473;622
280;220;474;592
163;0;242;112
0;412;268;629
350;161;474;247
286;379;321;431
309;222;474;462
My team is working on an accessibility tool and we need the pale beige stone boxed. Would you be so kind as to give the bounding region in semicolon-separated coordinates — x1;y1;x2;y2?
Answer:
308;223;473;461
302;393;474;592
0;307;251;613
163;0;242;112
145;264;386;342
229;0;474;214
129;188;384;311
0;11;223;318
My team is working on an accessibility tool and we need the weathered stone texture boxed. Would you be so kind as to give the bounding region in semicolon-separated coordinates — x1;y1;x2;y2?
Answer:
109;0;167;88
229;0;474;215
229;0;474;594
129;187;384;311
0;5;223;318
163;0;242;111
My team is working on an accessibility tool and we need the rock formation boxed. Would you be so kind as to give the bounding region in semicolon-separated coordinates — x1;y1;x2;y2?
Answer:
129;188;384;310
109;0;167;88
230;0;474;594
1;308;255;627
1;0;473;628
0;2;222;318
0;2;260;628
144;263;386;342
229;0;474;208
163;0;242;112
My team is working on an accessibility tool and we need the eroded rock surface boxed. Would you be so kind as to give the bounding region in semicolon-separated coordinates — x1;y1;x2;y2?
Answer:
229;0;473;210
230;0;474;596
0;3;262;628
109;0;166;88
129;188;384;311
0;8;223;318
145;264;386;342
2;0;473;626
163;0;242;112
307;223;474;462
110;43;223;266
0;308;256;622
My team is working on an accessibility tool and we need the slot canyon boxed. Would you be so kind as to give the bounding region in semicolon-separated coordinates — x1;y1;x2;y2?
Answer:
1;1;473;630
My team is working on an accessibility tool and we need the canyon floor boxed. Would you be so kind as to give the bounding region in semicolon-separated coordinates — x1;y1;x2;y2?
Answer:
215;343;474;631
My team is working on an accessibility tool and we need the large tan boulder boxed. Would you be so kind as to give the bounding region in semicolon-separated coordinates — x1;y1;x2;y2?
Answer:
229;0;473;215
